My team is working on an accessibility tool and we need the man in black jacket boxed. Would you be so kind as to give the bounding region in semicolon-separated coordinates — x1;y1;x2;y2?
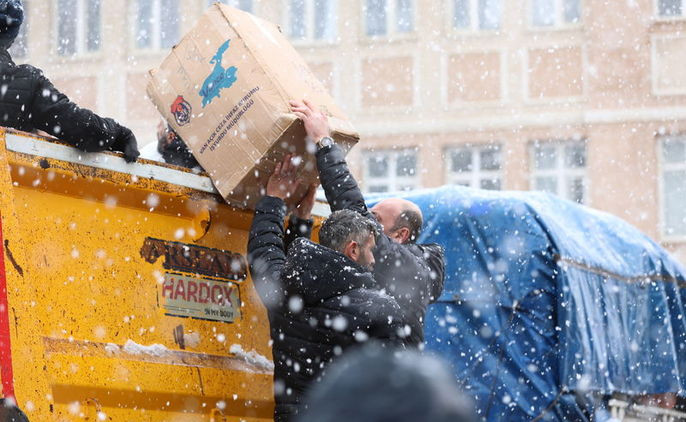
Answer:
290;99;446;347
0;0;139;162
248;156;407;422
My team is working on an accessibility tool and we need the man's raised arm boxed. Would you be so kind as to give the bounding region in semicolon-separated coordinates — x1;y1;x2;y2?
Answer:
290;100;372;219
247;155;301;310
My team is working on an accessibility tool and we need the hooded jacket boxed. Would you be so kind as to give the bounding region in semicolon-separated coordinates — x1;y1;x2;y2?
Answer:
316;144;446;346
0;0;23;49
0;49;139;161
248;196;407;422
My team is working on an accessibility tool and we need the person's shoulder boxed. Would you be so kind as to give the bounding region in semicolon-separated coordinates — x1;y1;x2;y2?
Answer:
290;236;316;250
417;243;445;257
285;237;328;261
349;286;401;311
15;62;43;77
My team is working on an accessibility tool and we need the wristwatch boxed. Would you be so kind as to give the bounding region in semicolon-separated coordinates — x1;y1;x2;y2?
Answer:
316;136;334;150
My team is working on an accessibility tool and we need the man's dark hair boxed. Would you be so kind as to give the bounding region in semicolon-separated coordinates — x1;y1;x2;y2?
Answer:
298;345;476;422
158;125;199;169
390;208;423;243
319;209;378;253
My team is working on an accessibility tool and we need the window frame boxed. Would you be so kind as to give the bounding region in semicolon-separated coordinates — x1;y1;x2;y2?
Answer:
650;33;686;96
521;44;587;105
54;0;103;58
448;0;503;34
440;49;508;108
362;0;417;40
444;144;504;190
529;139;589;204
283;0;338;46
655;0;686;19
363;148;420;193
658;135;686;241
130;0;181;53
527;0;583;30
355;52;420;111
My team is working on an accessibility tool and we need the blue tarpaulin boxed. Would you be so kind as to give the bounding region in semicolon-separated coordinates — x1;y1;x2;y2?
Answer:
369;186;686;421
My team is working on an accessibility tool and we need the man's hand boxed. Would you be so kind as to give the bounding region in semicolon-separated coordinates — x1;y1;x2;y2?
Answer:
266;154;301;200
292;183;318;220
111;126;140;163
289;99;331;143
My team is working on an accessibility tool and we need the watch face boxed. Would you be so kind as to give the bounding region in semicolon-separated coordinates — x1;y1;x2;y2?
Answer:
319;137;333;147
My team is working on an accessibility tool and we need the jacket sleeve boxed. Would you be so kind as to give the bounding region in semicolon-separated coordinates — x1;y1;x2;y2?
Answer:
284;215;313;251
316;144;373;219
247;196;288;310
28;68;124;152
421;243;446;303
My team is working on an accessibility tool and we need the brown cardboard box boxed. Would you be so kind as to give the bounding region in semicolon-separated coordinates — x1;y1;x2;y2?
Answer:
146;4;358;208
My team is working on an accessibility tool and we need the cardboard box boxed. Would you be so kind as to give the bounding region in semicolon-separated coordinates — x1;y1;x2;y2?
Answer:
146;4;358;208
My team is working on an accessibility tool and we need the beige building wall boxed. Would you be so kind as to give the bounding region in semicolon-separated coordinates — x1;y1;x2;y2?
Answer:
12;0;686;264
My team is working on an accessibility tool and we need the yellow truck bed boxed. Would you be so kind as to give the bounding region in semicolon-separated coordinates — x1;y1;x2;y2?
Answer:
0;127;321;421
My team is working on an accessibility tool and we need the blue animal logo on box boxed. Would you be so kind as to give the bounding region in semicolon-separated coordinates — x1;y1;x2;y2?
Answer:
199;40;238;108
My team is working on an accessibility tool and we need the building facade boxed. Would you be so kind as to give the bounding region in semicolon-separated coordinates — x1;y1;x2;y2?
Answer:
10;0;686;263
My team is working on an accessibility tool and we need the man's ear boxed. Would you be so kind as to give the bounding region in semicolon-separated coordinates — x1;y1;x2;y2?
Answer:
391;227;411;244
343;241;359;262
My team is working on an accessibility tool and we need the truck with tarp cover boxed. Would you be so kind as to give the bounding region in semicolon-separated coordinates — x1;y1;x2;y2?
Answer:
372;186;686;421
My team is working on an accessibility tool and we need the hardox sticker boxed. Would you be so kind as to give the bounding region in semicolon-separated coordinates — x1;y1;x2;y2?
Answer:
140;237;247;323
160;273;241;323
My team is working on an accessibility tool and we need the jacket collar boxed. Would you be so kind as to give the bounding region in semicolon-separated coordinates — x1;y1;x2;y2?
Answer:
284;238;376;303
0;49;13;65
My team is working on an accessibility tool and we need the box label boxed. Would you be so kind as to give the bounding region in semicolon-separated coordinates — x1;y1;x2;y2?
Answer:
199;40;238;107
171;95;192;126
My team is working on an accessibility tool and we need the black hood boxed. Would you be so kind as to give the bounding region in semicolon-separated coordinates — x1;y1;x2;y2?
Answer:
0;0;23;49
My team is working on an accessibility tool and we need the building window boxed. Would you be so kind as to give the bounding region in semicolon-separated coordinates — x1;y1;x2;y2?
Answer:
287;0;337;41
661;136;686;237
135;0;180;50
530;140;587;204
452;0;502;31
57;0;101;56
9;0;28;58
364;149;419;193
658;0;684;17
207;0;253;12
365;0;414;37
446;144;502;190
531;0;581;27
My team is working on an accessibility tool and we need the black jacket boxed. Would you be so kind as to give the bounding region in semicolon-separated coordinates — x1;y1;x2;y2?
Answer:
316;144;446;346
248;196;407;422
0;49;139;161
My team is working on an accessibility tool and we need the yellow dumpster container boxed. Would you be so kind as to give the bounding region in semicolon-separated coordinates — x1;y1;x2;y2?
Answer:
0;127;323;421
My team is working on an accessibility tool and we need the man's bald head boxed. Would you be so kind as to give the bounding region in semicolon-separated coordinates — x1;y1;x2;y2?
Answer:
370;198;423;244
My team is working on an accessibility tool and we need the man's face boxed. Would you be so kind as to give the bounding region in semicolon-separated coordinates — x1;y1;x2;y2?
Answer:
355;234;376;271
370;200;403;237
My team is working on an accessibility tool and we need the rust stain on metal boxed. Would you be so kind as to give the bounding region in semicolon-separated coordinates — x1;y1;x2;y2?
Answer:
173;324;186;350
4;240;23;276
140;237;248;280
